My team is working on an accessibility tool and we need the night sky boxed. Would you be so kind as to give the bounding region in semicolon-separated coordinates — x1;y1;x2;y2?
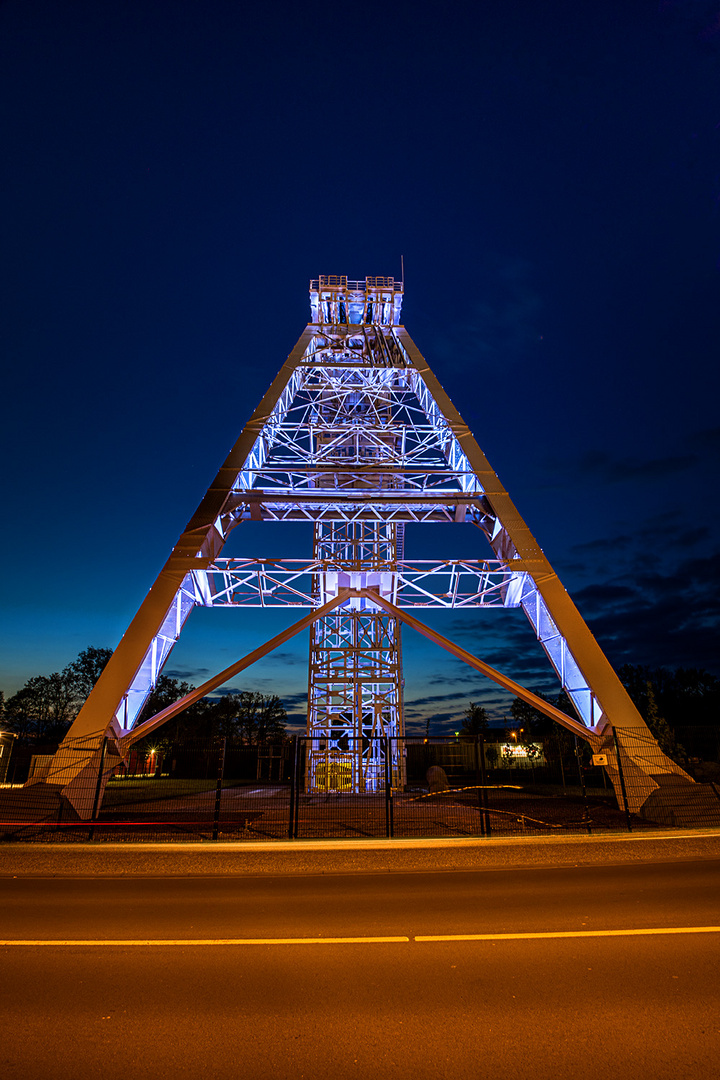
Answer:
1;0;718;733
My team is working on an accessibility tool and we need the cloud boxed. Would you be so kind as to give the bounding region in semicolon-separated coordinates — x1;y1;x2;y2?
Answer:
571;535;634;555
572;583;637;611
444;618;549;677
570;511;691;558
566;512;712;587
427;669;487;686
280;691;309;707
405;690;474;707
575;450;698;484
442;546;720;687
410;712;460;736
165;667;210;679
667;527;710;548
283;712;307;734
576;551;720;672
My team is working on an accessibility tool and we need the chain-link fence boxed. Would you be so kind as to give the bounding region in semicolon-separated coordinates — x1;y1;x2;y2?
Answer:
1;729;719;842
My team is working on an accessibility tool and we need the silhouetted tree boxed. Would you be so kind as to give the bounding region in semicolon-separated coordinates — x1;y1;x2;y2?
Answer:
644;682;688;766
509;694;550;737
509;694;550;756
66;646;113;703
132;674;210;747
232;692;287;743
618;664;720;729
5;671;76;744
461;702;489;737
3;645;114;746
1;645;294;751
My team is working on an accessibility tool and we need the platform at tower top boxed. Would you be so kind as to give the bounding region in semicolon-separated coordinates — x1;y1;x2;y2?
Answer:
309;275;403;325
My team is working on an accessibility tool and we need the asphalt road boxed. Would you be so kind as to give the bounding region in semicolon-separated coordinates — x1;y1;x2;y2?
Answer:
2;859;720;1079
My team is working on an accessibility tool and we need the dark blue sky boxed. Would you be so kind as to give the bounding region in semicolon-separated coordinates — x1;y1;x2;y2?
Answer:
1;0;718;732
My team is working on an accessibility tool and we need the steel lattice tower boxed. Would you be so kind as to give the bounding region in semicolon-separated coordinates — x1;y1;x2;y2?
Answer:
51;273;692;817
303;287;407;790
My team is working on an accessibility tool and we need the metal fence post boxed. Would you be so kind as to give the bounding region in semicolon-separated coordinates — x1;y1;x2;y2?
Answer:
473;736;485;837
88;737;108;841
293;737;302;839
480;735;491;837
383;736;394;839
383;737;389;839
288;735;297;839
212;737;226;841
611;726;633;833
574;735;592;835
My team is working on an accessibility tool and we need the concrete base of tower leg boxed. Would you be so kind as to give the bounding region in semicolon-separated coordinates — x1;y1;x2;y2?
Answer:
32;732;124;821
0;783;81;836
637;776;720;827
598;726;720;825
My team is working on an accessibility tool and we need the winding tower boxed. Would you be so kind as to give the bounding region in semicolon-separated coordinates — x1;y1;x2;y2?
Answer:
51;273;690;817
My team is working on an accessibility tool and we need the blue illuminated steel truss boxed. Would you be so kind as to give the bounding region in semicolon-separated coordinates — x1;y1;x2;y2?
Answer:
55;273;684;813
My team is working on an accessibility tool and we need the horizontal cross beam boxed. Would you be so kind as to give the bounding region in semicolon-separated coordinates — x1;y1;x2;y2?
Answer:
189;558;531;609
118;587;594;750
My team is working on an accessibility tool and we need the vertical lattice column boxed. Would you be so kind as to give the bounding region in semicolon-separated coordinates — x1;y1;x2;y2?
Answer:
306;521;404;792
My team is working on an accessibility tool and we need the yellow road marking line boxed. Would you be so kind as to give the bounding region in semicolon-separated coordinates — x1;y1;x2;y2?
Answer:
0;936;409;946
416;926;720;941
2;927;720;946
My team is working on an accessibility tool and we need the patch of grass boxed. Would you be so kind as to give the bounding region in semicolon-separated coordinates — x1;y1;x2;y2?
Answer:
103;777;237;808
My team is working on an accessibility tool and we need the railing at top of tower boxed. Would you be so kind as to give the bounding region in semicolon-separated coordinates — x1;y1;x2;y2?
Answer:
310;276;403;292
309;276;404;326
